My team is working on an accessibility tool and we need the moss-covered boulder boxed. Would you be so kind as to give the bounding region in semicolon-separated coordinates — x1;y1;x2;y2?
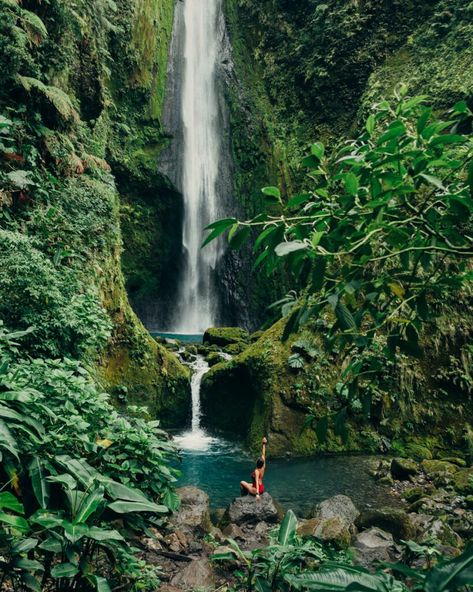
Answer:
391;458;419;481
356;508;415;541
453;467;473;494
422;460;459;480
203;327;250;347
299;516;351;549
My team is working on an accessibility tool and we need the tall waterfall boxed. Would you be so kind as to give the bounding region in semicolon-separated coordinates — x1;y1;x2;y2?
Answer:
172;0;223;333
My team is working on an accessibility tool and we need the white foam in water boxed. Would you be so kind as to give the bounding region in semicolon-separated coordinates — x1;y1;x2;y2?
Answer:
175;355;218;452
172;0;223;333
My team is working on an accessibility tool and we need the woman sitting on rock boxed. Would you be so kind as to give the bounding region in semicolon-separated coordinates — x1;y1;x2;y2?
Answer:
240;437;267;500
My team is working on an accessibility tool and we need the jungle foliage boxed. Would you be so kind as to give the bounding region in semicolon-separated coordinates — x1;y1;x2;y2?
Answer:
205;90;473;441
213;510;473;592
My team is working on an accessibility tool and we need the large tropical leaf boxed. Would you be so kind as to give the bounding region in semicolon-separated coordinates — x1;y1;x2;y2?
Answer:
74;486;104;524
0;419;19;459
108;500;168;514
0;491;24;514
286;566;399;591
278;509;298;546
424;545;473;592
29;456;50;509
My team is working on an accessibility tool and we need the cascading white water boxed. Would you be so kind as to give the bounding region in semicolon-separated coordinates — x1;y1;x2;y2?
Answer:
172;0;222;333
175;355;215;451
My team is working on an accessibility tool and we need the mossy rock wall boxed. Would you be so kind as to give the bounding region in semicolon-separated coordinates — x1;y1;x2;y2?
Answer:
201;300;473;457
0;0;190;423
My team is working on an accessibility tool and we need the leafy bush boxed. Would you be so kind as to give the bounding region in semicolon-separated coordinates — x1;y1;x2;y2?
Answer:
206;91;473;437
0;230;112;357
0;322;179;591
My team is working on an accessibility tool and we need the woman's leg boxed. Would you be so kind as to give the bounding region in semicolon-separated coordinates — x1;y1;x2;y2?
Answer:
240;480;257;496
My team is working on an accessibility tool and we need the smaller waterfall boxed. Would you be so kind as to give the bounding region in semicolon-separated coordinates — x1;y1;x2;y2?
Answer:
175;355;215;451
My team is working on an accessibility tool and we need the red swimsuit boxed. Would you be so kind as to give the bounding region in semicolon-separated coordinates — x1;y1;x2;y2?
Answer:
251;470;264;494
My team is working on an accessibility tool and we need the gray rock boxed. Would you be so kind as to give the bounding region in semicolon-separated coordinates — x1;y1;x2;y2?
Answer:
299;516;351;549
222;522;245;540
172;487;211;533
310;495;360;530
223;493;279;526
170;558;215;590
409;513;463;547
353;527;401;569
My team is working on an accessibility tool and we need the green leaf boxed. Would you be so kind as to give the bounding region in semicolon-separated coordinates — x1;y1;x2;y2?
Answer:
287;193;311;209
87;527;125;542
311;142;325;160
29;457;50;510
430;134;465;146
365;114;375;135
6;170;35;189
0;492;24;514
104;480;150;503
229;226;251;250
425;545;473;592
108;500;168;514
74;486;104;524
278;509;297;545
62;520;89;543
0;511;29;533
275;241;308;256
335;303;357;331
0;419;19;459
419;173;444;190
343;173;359;196
311;231;324;248
51;564;79;579
262;186;281;203
378;121;406;144
89;576;112;592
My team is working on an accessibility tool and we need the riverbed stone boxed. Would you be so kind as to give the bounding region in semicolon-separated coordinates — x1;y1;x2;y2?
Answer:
357;507;415;540
222;522;245;540
222;493;279;526
172;487;212;533
299;516;351;549
206;351;224;367
309;494;360;530
422;460;458;482
409;513;463;547
391;457;418;480
353;527;401;569
203;327;249;346
170;557;215;590
453;467;473;494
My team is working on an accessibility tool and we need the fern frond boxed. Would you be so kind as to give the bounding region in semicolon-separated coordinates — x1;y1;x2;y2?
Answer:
17;76;80;124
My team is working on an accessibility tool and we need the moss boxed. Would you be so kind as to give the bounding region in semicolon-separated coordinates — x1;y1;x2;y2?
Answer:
452;467;473;494
203;327;250;346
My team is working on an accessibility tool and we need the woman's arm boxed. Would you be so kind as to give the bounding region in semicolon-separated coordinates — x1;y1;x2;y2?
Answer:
255;471;260;498
261;436;267;461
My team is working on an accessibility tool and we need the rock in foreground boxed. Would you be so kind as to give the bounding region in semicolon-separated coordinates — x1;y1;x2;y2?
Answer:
222;493;280;526
172;486;212;533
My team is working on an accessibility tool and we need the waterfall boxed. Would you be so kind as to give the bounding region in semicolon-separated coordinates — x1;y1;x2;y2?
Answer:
175;355;214;451
171;0;223;333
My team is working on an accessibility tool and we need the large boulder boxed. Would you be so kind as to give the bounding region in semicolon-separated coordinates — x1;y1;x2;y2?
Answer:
203;327;249;347
453;467;473;494
422;460;459;486
357;507;415;541
298;516;351;549
172;487;212;533
391;458;418;480
222;493;279;526
353;527;401;569
309;495;360;530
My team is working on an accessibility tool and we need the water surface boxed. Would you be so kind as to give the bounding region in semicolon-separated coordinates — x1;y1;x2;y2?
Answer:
174;436;397;516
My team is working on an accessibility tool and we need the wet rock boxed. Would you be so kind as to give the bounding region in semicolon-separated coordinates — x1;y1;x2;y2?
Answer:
222;493;279;526
203;327;249;346
353;527;401;569
170;557;215;591
172;487;212;534
440;457;467;467
402;487;425;503
409;513;463;547
357;507;415;540
453;467;473;494
206;351;224;367
309;495;360;530
422;460;458;483
391;458;418;481
210;507;226;526
299;516;351;549
222;522;245;540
